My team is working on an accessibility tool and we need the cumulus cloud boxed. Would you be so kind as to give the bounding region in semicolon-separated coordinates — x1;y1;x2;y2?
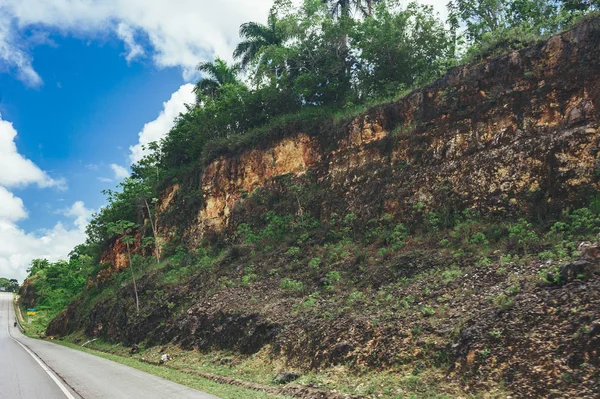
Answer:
129;83;195;164
0;0;274;85
0;115;90;281
61;201;94;230
0;114;65;189
0;206;92;281
110;163;130;179
0;187;28;222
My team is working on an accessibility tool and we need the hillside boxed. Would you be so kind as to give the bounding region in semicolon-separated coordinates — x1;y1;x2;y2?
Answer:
19;4;600;399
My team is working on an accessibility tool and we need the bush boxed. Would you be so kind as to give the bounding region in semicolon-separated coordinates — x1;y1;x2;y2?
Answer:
509;219;538;253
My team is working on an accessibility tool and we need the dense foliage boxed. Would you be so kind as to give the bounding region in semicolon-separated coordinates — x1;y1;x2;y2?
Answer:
0;277;19;292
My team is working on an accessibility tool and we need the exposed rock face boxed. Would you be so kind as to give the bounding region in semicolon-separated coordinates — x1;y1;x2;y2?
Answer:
190;134;321;241
149;19;600;247
93;20;600;267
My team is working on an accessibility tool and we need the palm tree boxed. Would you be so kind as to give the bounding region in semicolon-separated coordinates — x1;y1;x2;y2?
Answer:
233;14;288;70
323;0;382;18
194;58;241;102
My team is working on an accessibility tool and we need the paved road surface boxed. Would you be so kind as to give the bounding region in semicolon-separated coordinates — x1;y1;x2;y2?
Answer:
0;292;218;399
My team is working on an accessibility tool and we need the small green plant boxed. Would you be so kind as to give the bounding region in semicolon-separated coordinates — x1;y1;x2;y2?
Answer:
505;284;521;295
499;254;512;264
308;257;321;269
509;219;538;253
489;329;503;338
538;266;563;285
493;293;514;310
400;295;416;309
478;348;491;359
420;306;436;316
348;290;365;303
442;268;462;283
241;273;257;286
470;232;489;246
389;223;408;250
285;246;301;257
280;278;304;292
477;257;492;267
237;223;259;244
324;271;342;290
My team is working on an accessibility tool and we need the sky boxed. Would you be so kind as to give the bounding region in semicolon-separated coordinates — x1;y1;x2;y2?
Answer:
0;0;447;281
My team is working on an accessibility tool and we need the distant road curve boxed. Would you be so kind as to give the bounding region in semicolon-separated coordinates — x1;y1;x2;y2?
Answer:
0;292;218;399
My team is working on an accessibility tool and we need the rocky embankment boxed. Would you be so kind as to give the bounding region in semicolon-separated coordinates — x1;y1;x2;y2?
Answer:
47;18;600;398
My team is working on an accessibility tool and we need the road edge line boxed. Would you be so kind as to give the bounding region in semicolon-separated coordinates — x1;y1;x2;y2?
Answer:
10;337;78;399
6;295;78;399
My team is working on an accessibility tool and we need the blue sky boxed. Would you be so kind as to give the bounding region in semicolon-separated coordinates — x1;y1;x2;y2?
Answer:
0;37;184;231
0;0;446;281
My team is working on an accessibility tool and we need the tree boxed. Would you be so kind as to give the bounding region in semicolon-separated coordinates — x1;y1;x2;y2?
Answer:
234;14;290;70
0;278;19;293
322;0;382;18
194;58;242;102
107;220;140;314
352;2;453;98
27;259;50;277
447;0;509;42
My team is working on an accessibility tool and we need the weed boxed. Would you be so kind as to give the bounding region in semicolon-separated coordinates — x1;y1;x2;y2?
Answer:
280;278;304;292
442;268;462;284
308;257;321;269
493;294;514;310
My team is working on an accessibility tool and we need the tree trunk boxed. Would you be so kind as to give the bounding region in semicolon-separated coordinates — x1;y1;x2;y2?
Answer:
144;199;161;264
126;242;140;314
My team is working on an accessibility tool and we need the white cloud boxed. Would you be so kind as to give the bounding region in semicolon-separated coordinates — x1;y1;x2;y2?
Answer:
0;114;65;189
0;17;43;87
110;163;130;179
98;177;113;183
0;0;275;85
0;115;89;281
129;83;195;164
0;204;92;281
116;23;144;62
0;187;28;222
61;201;94;230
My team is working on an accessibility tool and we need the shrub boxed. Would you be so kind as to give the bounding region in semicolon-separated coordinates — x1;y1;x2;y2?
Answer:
470;232;489;246
509;219;538;253
388;223;408;250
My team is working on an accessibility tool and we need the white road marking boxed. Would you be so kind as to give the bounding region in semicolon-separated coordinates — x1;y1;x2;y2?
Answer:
6;298;77;399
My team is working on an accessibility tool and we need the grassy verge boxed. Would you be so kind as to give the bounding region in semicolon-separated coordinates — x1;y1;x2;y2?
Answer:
57;337;485;399
45;339;292;399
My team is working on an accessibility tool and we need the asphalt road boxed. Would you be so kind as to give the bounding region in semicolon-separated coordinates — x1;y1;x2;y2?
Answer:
0;292;218;399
